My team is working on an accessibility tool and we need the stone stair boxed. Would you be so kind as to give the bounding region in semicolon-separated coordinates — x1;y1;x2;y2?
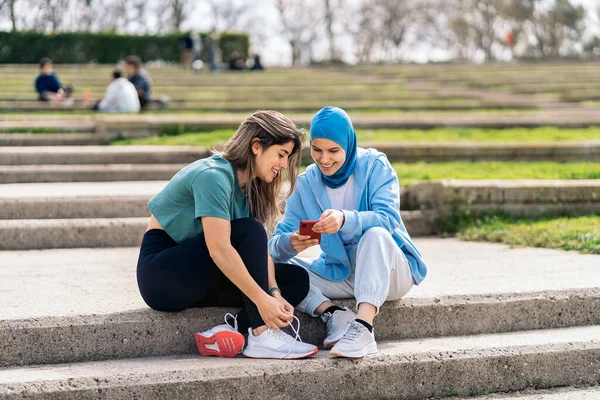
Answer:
1;124;599;399
1;238;599;399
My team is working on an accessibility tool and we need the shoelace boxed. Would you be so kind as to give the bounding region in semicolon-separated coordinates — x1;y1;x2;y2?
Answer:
324;312;339;332
224;312;239;332
342;320;363;342
267;315;303;359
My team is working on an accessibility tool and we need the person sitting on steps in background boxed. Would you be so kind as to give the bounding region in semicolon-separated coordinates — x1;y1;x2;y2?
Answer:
125;55;153;110
34;57;73;102
94;69;140;113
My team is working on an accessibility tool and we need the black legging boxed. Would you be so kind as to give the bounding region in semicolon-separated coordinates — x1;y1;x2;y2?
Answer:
137;218;309;333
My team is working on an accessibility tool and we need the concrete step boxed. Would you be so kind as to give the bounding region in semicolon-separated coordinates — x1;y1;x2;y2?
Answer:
0;218;146;250
2;239;598;365
0;181;166;219
1;289;598;367
469;386;600;399
408;179;600;218
0;134;100;146
0;164;184;183
0;146;208;165
1;325;600;399
358;141;600;162
5;143;598;165
0;121;95;133
0;211;434;250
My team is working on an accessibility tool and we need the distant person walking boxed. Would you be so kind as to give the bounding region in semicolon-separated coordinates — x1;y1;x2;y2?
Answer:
125;56;153;110
206;30;220;71
34;57;72;102
94;69;140;113
179;31;195;70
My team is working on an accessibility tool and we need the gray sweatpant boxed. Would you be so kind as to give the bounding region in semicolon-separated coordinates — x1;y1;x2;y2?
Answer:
293;227;414;317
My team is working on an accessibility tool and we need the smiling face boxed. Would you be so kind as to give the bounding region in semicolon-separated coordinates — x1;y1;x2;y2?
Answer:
252;140;296;183
310;138;346;176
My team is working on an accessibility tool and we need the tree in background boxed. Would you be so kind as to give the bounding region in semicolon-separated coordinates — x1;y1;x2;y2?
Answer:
446;0;506;61
501;0;586;57
276;0;321;65
206;0;249;32
340;0;379;63
324;0;337;61
376;0;416;61
0;0;17;31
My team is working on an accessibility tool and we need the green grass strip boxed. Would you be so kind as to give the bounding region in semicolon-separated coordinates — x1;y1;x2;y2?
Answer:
111;127;600;147
3;127;63;134
391;161;600;185
443;213;600;255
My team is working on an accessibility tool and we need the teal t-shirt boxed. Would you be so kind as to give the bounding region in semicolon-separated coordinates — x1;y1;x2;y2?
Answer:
148;154;249;243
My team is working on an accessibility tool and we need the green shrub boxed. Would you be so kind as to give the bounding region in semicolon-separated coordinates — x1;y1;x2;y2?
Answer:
0;31;249;64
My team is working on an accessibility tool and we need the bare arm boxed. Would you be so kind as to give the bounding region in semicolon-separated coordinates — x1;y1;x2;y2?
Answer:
202;216;291;328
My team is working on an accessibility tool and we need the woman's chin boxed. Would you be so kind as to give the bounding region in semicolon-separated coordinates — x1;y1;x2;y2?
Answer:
319;167;337;176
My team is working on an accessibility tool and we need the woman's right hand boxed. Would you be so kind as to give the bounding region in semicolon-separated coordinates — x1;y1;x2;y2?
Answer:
256;294;293;329
290;232;319;252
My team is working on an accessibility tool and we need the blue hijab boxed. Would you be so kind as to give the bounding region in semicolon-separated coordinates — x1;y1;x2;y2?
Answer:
310;106;357;189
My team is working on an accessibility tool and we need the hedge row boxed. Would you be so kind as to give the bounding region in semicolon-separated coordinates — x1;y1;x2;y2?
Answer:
0;31;249;64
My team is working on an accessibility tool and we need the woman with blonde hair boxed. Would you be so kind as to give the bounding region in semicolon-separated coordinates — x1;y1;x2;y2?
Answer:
137;110;317;359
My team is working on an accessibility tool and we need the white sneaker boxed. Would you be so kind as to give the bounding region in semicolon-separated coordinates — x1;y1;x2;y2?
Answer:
194;313;245;358
330;319;378;358
321;307;357;349
242;316;318;359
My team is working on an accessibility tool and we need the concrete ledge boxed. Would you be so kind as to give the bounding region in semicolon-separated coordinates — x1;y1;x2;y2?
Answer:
0;212;435;250
0;146;209;165
5;111;600;136
1;289;598;367
0;218;147;250
355;141;600;162
407;180;600;218
0;196;150;219
1;325;600;399
0;134;99;146
0;164;184;183
3;142;600;164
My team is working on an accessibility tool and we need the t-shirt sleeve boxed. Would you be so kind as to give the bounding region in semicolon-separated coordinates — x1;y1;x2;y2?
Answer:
191;169;233;220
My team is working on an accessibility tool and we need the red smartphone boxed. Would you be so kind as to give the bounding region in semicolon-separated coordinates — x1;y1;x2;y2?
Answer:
300;220;321;242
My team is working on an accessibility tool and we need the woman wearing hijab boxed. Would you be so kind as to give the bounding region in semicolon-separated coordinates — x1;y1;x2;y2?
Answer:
268;106;428;358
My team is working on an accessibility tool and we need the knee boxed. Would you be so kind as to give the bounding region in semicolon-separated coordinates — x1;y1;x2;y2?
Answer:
359;227;393;245
231;218;267;243
277;264;310;305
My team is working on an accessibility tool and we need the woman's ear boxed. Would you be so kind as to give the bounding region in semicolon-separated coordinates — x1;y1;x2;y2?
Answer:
251;138;262;156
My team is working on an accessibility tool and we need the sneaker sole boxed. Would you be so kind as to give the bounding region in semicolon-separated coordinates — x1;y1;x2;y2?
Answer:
330;342;378;358
242;346;318;360
323;333;345;349
194;330;245;358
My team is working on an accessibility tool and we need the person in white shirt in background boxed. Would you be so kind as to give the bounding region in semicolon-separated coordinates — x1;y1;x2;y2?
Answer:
95;69;140;113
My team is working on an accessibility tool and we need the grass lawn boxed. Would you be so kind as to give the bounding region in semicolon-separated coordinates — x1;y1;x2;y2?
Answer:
445;213;600;255
392;161;600;185
1;127;64;134
111;127;600;146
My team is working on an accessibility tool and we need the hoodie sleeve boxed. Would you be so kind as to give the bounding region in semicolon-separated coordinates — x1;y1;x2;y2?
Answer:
338;156;402;236
268;182;309;261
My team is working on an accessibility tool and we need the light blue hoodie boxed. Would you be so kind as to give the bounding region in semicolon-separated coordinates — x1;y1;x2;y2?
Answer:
268;147;428;285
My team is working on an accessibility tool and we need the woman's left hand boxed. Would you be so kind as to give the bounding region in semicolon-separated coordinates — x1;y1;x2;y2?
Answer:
312;209;345;234
272;290;294;315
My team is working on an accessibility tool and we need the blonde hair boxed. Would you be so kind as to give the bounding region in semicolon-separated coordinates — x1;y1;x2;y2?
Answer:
217;110;305;227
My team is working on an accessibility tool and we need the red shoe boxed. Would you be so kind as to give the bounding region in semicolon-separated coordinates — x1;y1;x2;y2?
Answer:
195;313;245;358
